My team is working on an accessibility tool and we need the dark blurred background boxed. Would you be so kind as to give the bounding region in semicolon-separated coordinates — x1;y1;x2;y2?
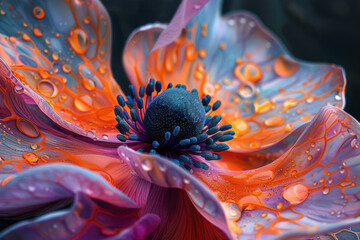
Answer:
102;0;360;120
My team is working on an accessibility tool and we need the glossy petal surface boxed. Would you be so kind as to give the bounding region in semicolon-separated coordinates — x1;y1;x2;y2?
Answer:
118;146;232;239
195;106;360;239
0;164;160;240
123;0;346;152
0;0;121;141
0;58;130;188
152;0;209;51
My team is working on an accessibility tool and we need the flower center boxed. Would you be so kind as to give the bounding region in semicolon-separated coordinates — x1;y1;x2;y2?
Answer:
143;88;205;144
114;79;234;171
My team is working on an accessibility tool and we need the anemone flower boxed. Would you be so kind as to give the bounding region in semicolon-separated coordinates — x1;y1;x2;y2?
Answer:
0;0;359;239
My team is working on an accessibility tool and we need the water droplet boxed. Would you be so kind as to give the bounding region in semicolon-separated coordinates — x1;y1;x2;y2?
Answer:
322;187;330;195
38;80;59;98
16;118;40;138
82;78;96;91
194;4;201;9
230;119;250;136
274;55;298;77
307;155;313;161
239;84;255;98
276;202;283;209
62;64;72;73
33;27;43;37
282;183;310;205
141;159;152;171
14;85;24;94
254;97;273;114
235;62;262;83
74;95;93;112
68;27;88;54
30;144;38;150
83;16;91;24
33;6;45;19
261;212;268;218
311;142;316;148
221;202;241;221
101;134;108;140
23;152;39;165
264;115;284;127
52;52;60;61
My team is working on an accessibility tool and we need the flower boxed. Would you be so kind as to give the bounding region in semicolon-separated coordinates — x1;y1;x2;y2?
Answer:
0;0;359;239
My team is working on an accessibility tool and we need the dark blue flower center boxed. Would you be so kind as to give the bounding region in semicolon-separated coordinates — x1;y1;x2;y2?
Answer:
114;79;234;171
144;88;205;144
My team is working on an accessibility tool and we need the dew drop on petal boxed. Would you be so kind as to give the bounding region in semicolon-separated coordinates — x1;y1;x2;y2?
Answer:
23;152;39;165
33;6;45;19
82;78;96;91
68;27;88;54
322;187;330;195
221;202;241;221
282;183;310;205
74;95;93;112
16;118;40;138
14;85;24;94
141;159;152;171
38;80;59;98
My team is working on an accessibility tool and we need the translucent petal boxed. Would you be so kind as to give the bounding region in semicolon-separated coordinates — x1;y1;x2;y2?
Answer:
117;146;233;239
152;0;209;51
123;0;346;152
197;106;360;239
0;0;121;141
0;164;160;239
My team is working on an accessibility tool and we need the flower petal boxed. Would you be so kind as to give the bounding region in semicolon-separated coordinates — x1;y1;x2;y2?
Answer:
196;106;360;239
141;185;229;239
0;59;131;189
117;146;233;239
0;164;160;239
151;0;209;52
0;0;121;141
123;0;346;152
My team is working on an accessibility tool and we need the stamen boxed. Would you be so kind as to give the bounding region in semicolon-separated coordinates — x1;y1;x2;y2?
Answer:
114;79;233;172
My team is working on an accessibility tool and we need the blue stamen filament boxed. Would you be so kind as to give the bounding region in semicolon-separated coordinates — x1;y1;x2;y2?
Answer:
114;78;233;171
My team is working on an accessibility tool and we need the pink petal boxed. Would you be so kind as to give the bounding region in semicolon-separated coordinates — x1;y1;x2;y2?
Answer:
0;164;162;239
117;146;232;239
151;0;210;52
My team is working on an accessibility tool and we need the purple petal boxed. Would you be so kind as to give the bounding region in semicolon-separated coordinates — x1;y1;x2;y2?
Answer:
117;146;232;239
0;164;162;239
199;106;360;239
151;0;210;52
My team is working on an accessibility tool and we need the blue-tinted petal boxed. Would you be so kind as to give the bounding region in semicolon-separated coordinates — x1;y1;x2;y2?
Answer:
0;0;121;141
123;0;346;152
